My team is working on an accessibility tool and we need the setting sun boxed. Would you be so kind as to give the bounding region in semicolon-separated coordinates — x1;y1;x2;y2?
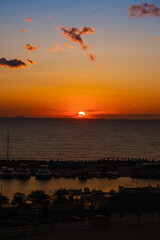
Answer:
78;111;86;118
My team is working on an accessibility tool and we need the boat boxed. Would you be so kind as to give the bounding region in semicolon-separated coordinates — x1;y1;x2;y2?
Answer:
12;192;26;204
0;167;15;178
36;165;51;179
17;164;31;179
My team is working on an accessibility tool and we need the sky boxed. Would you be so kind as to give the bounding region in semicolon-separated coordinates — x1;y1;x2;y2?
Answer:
0;0;160;118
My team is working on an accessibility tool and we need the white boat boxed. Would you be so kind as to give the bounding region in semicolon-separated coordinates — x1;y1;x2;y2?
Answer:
0;167;15;178
36;165;51;179
17;164;31;179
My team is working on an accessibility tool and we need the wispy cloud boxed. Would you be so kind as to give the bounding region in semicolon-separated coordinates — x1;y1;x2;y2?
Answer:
88;53;96;62
20;29;30;32
50;43;72;53
98;65;104;70
84;109;98;113
48;16;53;19
24;17;34;23
154;37;160;41
25;44;38;51
129;3;160;18
132;104;139;107
91;114;160;120
93;10;97;14
64;43;74;49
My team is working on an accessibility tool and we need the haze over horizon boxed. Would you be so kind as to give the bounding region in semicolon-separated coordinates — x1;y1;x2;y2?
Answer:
1;0;160;119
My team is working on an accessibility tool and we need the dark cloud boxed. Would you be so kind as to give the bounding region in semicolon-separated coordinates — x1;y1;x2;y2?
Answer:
0;58;35;68
25;44;38;51
0;57;26;68
129;3;160;18
55;26;95;50
55;25;96;62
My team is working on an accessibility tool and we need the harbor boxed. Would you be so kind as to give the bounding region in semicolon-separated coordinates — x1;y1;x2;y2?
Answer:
1;158;160;180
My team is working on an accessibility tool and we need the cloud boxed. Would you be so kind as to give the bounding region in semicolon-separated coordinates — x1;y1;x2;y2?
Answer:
98;65;104;70
80;26;95;36
132;104;139;107
0;57;35;68
48;16;53;19
154;37;160;41
84;109;98;113
50;43;72;52
26;59;35;65
0;57;27;68
55;25;95;50
93;10;97;14
64;43;74;49
129;3;160;18
20;29;30;32
24;17;33;23
25;44;38;51
88;53;96;62
91;114;160;120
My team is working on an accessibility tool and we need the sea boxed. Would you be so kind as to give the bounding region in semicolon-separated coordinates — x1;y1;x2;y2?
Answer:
0;118;160;200
0;118;160;161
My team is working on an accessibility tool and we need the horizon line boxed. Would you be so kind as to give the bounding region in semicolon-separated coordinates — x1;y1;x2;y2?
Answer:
1;114;160;120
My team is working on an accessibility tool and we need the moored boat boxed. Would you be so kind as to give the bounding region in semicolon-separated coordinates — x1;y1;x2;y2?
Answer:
17;164;31;179
12;192;26;204
0;167;15;179
36;165;51;179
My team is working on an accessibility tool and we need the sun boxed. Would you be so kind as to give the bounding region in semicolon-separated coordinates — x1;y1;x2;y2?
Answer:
78;111;86;118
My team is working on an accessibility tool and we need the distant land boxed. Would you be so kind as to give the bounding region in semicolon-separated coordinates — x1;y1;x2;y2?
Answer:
0;115;160;120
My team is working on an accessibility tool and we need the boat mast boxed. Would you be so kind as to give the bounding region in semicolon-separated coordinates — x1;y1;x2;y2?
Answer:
7;128;9;161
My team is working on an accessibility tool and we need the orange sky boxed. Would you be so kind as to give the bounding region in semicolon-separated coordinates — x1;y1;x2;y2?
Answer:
1;0;160;119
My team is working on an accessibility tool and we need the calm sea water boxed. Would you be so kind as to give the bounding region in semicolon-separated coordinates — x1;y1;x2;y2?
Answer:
0;118;160;161
1;177;160;201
